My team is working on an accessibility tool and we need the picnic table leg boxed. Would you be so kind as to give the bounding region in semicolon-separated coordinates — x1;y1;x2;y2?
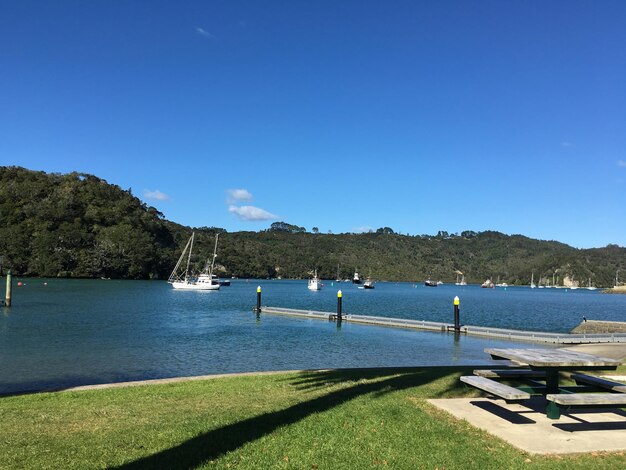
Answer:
544;369;560;419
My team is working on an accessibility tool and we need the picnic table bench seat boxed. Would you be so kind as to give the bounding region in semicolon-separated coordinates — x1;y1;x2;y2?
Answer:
460;376;531;401
473;369;546;379
570;373;626;393
546;393;626;407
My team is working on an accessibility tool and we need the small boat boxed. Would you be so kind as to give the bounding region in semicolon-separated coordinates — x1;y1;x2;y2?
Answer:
352;270;362;284
363;278;375;289
455;273;467;286
481;279;495;289
530;273;536;289
424;279;438;287
586;278;597;291
169;233;221;290
308;269;322;290
495;276;507;287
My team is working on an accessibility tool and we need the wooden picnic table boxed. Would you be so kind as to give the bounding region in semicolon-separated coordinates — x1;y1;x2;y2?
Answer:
485;348;623;418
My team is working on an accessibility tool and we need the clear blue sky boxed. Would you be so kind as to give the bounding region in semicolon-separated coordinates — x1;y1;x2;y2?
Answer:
1;1;625;248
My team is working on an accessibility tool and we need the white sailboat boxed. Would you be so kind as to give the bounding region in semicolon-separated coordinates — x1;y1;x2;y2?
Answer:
168;233;221;290
308;269;322;290
530;272;536;289
587;278;597;291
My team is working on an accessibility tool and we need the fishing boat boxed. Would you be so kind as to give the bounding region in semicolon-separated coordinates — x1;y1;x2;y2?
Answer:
168;233;221;290
424;279;438;287
352;270;362;284
363;278;375;289
308;269;322;290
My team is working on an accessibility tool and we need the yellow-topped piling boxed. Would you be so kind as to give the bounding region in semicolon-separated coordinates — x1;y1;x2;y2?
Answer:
5;270;12;307
255;285;262;313
337;289;343;321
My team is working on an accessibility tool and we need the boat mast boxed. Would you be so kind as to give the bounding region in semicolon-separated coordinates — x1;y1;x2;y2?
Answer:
168;234;194;283
208;233;219;277
184;232;195;281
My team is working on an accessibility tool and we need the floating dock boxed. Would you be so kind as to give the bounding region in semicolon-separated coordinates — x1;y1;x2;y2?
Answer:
260;306;626;345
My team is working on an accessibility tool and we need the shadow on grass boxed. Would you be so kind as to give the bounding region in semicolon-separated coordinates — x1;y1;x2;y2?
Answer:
112;367;469;469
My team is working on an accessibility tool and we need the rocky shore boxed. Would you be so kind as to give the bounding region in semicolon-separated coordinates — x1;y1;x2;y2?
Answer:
603;286;626;294
571;319;626;334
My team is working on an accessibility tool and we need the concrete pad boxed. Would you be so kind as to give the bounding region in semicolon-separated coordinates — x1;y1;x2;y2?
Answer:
428;397;626;454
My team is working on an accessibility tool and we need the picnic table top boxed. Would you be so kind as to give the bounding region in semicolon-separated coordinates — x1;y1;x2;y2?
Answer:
485;348;623;368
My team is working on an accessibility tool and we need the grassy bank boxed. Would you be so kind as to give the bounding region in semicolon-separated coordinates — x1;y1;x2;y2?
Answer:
1;367;625;469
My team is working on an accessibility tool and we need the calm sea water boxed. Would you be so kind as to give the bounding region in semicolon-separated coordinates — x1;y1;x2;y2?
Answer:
1;279;625;394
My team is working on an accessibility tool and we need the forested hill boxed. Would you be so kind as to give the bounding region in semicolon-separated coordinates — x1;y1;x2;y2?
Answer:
1;167;625;286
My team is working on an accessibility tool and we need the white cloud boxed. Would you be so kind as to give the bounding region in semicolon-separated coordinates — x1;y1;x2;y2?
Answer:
226;188;253;204
196;27;214;38
353;226;373;233
228;205;278;221
618;160;626;168
143;189;170;201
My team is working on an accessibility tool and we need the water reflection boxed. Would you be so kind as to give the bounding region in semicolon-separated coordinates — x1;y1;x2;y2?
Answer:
1;278;623;394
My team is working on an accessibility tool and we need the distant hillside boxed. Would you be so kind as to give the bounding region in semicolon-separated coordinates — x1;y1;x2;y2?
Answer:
0;167;175;279
1;167;625;286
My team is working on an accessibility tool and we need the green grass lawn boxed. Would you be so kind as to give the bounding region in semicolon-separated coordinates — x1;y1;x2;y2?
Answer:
1;367;625;469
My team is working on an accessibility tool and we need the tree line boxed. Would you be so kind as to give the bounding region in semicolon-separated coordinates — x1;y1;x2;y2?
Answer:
1;167;625;286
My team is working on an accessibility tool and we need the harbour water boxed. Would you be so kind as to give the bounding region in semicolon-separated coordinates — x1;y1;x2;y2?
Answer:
1;279;625;394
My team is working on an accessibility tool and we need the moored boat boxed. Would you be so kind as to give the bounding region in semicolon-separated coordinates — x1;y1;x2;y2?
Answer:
363;278;375;289
169;233;221;290
308;269;322;290
424;279;438;287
